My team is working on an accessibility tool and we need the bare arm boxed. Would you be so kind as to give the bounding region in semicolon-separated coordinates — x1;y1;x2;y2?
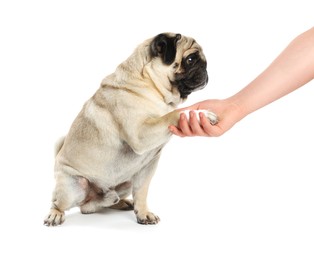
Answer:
233;26;314;117
170;27;314;137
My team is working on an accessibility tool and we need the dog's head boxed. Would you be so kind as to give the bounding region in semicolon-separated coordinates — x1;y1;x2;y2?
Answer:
149;33;208;99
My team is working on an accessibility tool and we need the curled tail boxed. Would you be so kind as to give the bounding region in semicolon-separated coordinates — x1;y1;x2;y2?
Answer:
54;137;65;157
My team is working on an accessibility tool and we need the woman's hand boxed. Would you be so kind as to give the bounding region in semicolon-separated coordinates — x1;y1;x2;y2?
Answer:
169;99;243;137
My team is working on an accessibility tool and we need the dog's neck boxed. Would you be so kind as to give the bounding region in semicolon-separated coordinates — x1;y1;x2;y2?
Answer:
142;63;182;107
103;43;183;107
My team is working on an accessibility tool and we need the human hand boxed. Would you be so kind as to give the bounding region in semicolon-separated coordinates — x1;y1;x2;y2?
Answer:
168;99;243;137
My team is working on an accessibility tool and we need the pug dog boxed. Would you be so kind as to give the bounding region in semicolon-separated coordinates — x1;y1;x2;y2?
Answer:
44;33;217;226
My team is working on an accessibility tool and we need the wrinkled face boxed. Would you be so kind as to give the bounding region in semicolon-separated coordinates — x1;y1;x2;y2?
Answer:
150;33;208;98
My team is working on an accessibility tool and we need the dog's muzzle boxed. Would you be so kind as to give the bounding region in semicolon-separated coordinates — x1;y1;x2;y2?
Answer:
174;66;208;99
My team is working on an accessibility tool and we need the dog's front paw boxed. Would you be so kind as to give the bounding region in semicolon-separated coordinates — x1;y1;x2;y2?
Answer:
135;210;160;225
44;209;65;226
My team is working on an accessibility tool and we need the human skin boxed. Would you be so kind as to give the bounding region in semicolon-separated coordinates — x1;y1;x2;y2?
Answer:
169;27;314;137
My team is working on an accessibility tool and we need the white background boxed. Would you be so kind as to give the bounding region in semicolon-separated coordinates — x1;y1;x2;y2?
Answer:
0;1;313;259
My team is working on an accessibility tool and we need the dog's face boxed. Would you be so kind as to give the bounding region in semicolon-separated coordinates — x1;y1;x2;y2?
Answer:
150;33;208;98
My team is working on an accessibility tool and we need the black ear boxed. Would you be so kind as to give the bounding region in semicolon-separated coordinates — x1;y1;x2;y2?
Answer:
150;33;181;65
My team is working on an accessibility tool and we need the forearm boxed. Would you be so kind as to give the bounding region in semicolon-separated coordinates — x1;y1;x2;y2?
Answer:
229;27;314;118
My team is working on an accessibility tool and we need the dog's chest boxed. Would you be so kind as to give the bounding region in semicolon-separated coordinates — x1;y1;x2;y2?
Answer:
105;143;162;183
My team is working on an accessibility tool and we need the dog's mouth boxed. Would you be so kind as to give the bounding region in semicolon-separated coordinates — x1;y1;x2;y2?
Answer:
173;69;208;99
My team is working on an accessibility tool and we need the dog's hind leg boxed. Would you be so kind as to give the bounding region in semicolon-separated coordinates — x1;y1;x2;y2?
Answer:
44;172;87;226
81;181;134;213
109;199;134;211
80;189;120;214
80;182;134;213
109;181;133;210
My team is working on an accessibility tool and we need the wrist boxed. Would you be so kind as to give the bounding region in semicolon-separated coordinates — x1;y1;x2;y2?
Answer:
224;96;249;123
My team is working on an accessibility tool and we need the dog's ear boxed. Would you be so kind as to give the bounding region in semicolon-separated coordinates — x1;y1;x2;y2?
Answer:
150;33;181;65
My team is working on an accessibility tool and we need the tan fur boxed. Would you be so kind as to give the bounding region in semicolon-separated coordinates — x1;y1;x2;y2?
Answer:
44;33;210;226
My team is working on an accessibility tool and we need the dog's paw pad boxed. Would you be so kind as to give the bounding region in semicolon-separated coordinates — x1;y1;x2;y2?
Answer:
136;211;160;225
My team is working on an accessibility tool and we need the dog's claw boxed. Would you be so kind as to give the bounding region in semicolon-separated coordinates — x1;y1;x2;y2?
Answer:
44;209;65;227
204;110;218;125
136;212;160;225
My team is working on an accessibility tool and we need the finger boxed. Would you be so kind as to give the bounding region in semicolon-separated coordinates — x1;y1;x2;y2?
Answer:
168;125;186;137
189;111;207;136
178;113;193;136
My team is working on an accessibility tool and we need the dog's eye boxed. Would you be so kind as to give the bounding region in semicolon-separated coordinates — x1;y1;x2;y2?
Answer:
185;53;198;66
